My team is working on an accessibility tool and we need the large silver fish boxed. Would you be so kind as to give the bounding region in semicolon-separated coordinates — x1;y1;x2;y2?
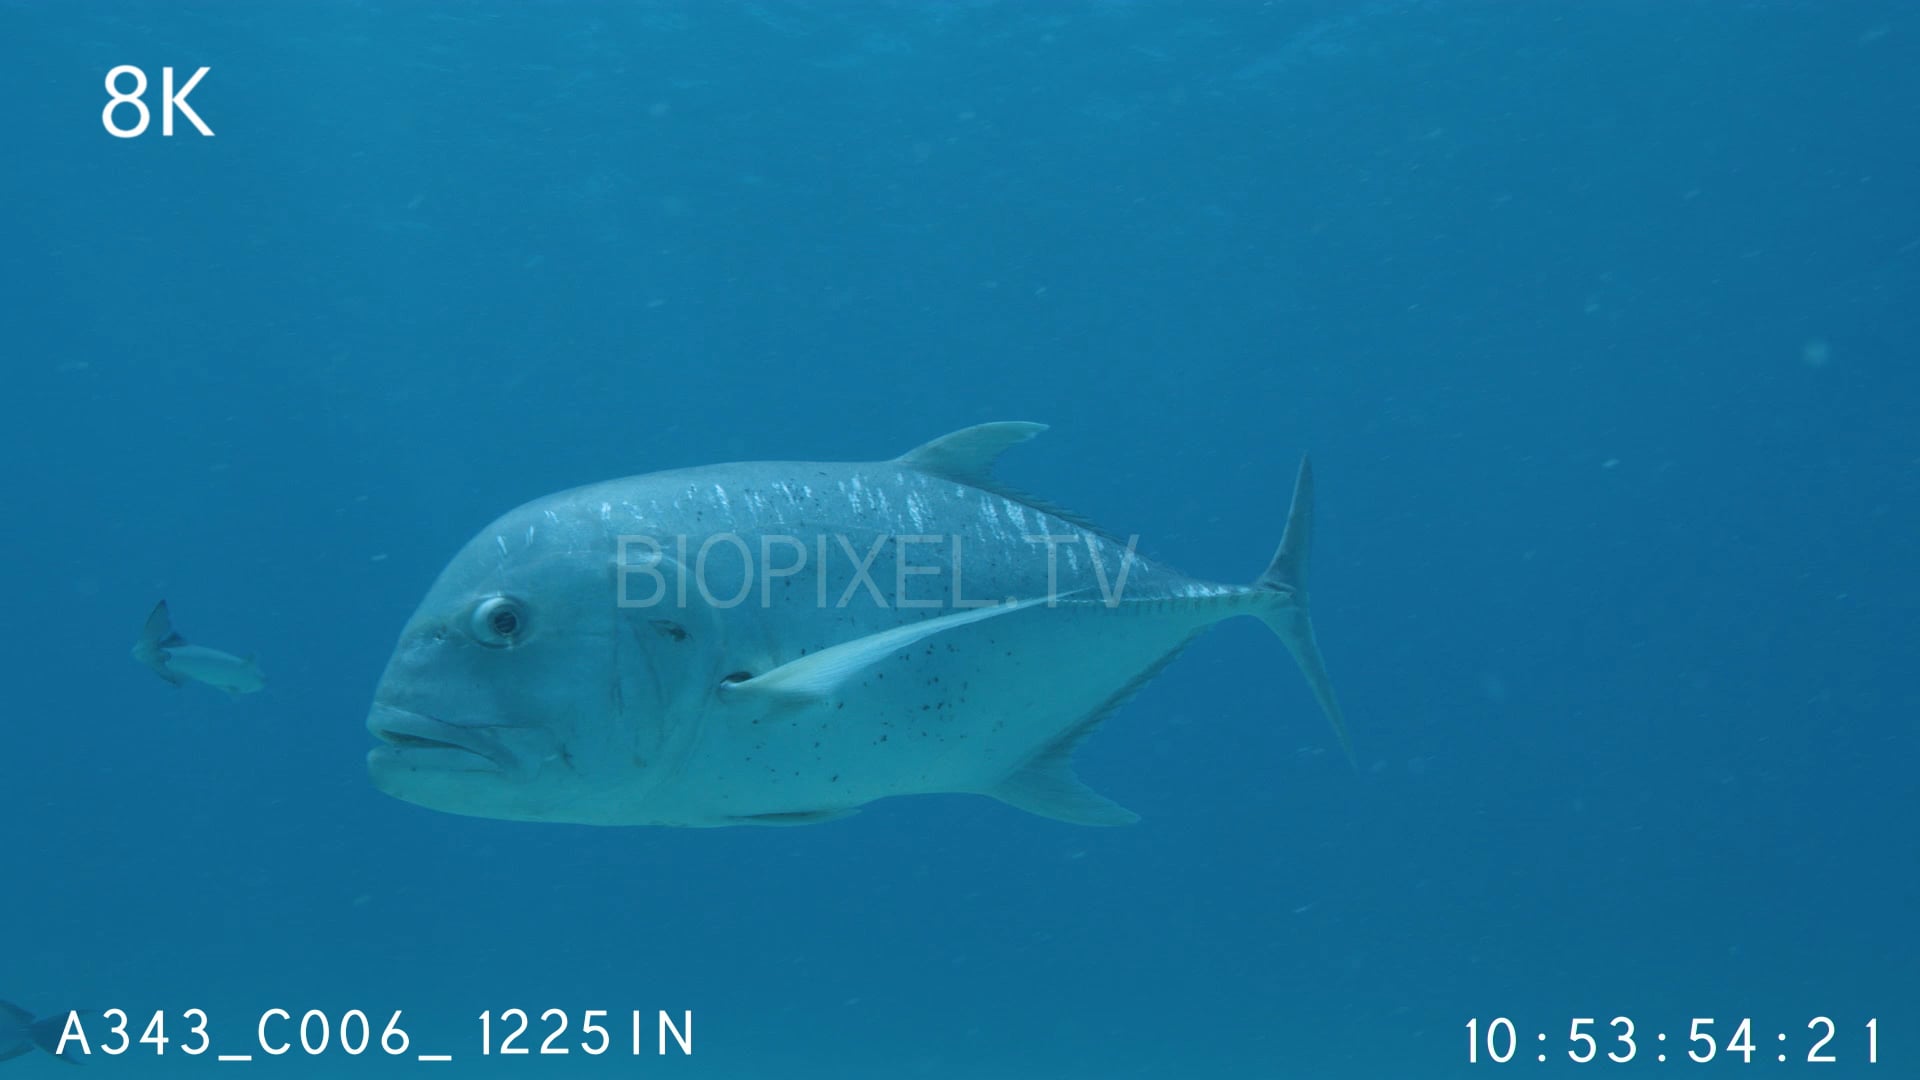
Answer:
366;422;1349;827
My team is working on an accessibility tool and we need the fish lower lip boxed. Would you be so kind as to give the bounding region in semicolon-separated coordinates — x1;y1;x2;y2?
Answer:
367;707;505;770
381;731;468;752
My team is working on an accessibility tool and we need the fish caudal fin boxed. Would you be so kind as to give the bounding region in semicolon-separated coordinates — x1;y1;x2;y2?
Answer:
138;600;185;650
29;1013;73;1060
1257;456;1356;767
133;600;188;685
0;1003;83;1063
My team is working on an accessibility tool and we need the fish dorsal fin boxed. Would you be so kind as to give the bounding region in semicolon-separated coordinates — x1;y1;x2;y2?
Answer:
895;421;1049;486
720;595;1061;705
894;421;1123;542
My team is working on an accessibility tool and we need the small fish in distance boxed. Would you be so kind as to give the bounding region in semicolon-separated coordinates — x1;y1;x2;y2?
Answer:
0;1001;85;1065
132;600;265;695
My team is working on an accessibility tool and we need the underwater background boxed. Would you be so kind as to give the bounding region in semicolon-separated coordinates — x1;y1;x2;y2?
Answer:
0;1;1912;1076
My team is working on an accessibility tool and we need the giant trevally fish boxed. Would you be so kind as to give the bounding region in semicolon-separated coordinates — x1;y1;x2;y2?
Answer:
367;422;1350;826
133;601;265;696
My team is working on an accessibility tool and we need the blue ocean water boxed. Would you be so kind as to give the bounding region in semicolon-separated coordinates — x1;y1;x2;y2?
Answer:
1;2;1912;1076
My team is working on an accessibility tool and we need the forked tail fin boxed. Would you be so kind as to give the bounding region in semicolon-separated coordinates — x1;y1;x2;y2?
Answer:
1256;456;1356;767
137;600;183;651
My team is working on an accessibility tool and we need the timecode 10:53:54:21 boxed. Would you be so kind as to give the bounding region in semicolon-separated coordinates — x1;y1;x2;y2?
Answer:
1466;1016;1879;1065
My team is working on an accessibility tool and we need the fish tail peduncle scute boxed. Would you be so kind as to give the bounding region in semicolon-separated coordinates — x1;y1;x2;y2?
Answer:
1255;455;1356;768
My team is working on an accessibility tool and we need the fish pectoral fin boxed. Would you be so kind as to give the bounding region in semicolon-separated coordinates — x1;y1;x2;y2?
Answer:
719;596;1054;705
987;747;1139;827
728;808;860;827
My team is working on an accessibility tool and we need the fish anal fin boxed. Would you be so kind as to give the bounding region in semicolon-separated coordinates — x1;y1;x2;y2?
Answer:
988;748;1139;826
985;636;1202;826
134;649;187;686
731;808;858;826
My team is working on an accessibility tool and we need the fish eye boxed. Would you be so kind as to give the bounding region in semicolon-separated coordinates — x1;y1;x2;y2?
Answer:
470;596;526;647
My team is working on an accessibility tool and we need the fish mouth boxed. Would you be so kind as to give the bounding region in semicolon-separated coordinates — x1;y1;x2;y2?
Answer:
366;705;509;773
